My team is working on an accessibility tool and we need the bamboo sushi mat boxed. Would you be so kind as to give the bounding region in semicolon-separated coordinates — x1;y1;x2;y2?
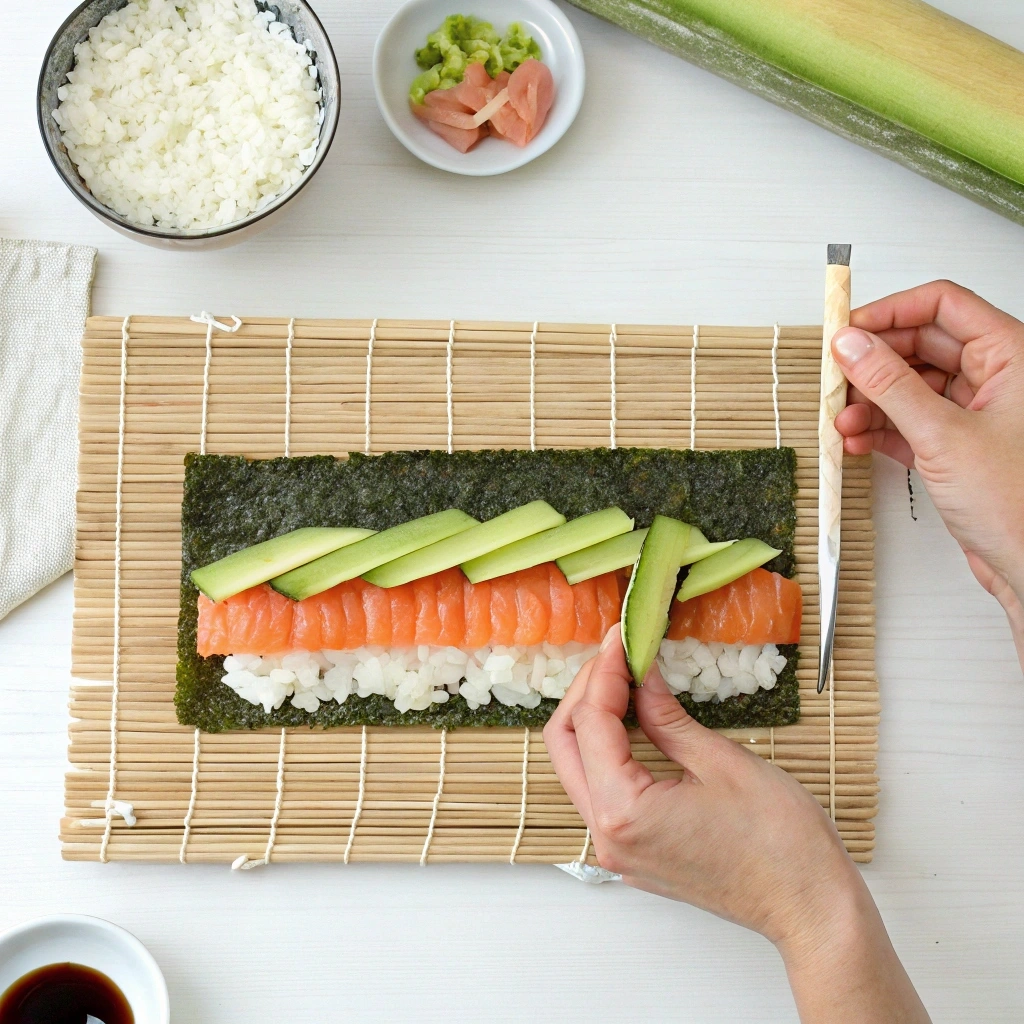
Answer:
65;316;879;865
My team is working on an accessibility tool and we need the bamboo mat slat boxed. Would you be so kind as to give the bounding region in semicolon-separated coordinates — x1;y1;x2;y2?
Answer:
65;316;878;864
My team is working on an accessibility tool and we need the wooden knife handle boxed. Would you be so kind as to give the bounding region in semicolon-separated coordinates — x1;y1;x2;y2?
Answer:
820;263;850;557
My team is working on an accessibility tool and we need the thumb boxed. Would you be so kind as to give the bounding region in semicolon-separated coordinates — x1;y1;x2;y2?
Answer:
832;327;956;458
633;663;724;771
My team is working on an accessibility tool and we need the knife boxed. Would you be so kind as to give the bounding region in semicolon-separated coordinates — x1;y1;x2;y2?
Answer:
818;244;851;693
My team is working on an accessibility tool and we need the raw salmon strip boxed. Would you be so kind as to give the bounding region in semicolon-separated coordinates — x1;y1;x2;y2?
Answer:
413;575;441;645
514;563;551;646
463;576;492;647
363;582;393;646
667;568;802;645
389;584;417;646
198;584;294;657
570;576;602;644
341;578;368;648
595;572;623;638
489;573;518;646
547;563;576;645
436;567;467;647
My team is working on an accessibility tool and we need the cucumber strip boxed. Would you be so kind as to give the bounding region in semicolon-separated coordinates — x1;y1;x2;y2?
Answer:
680;539;737;566
190;527;375;602
271;510;478;600
676;538;781;603
621;515;693;684
462;507;634;584
566;0;1024;226
556;528;648;586
363;500;565;588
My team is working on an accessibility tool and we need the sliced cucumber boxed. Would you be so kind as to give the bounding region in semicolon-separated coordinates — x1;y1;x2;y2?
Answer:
676;538;781;604
621;516;693;684
556;528;648;586
462;507;634;584
191;527;375;603
680;539;737;566
271;509;478;600
363;500;565;588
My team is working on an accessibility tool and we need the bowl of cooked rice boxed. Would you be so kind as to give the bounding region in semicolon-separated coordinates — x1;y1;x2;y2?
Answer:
37;0;340;249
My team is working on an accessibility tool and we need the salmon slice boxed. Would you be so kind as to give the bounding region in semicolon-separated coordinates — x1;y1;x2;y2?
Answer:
489;573;518;646
547;563;576;645
594;572;624;638
413;575;441;645
436;567;466;646
667;568;802;645
389;584;417;646
464;576;492;647
362;582;392;646
197;584;295;656
571;576;602;644
341;577;368;648
514;563;551;646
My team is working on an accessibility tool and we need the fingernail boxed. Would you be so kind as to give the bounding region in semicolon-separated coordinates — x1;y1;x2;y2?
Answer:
600;624;619;652
833;328;874;366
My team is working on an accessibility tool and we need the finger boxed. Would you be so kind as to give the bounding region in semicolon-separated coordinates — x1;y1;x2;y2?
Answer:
842;429;915;467
851;280;1019;345
834;402;873;437
919;367;951;396
832;327;958;460
868;323;965;376
949;373;976;409
543;658;597;823
633;662;725;775
571;628;654;818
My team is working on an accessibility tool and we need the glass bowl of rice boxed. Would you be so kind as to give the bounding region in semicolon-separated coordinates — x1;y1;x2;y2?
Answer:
37;0;340;250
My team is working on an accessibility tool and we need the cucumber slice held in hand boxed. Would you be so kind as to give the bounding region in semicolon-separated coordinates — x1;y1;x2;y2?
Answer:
364;500;565;588
190;527;376;603
621;515;693;684
556;528;648;586
462;507;634;584
676;538;781;604
271;509;478;601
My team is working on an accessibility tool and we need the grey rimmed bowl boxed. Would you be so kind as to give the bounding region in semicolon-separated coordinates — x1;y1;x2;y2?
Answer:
37;0;340;250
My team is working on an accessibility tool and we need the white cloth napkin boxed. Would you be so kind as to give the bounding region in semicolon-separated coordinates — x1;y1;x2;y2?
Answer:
0;238;96;620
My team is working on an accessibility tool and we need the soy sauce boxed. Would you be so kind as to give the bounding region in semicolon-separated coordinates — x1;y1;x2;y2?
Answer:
0;962;133;1024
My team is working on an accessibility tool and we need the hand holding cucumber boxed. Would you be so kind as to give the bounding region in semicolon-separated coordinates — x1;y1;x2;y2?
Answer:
832;281;1024;663
544;629;931;1023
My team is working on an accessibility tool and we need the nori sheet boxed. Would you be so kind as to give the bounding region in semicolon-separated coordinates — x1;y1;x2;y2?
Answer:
176;448;799;731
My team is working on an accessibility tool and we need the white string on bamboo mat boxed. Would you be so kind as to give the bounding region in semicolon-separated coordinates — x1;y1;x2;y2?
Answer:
608;324;617;449
283;318;295;456
190;311;241;454
509;728;531;864
232;728;287;871
420;728;447;865
179;728;201;863
344;726;368;864
579;828;591;866
99;316;135;863
690;325;699;451
365;318;377;455
529;321;538;451
446;320;455;454
771;323;782;449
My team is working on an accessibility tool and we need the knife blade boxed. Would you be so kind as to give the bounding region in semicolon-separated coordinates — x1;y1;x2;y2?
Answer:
818;244;851;694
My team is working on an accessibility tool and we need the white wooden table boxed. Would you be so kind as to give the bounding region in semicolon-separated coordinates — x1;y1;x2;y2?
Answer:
2;2;1023;1020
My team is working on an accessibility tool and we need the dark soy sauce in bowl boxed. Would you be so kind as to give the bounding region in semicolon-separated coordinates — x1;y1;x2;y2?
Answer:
0;962;133;1024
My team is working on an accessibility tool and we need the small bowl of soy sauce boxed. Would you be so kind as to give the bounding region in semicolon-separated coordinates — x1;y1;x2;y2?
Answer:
0;916;168;1024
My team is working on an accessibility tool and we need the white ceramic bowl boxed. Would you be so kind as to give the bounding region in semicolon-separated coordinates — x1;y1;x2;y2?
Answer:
374;0;585;175
0;915;169;1023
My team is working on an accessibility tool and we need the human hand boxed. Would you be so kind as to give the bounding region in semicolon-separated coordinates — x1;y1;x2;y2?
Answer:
832;281;1024;647
545;629;931;1023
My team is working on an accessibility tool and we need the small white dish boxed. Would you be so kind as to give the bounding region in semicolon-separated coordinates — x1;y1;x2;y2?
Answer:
0;915;169;1023
374;0;585;175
